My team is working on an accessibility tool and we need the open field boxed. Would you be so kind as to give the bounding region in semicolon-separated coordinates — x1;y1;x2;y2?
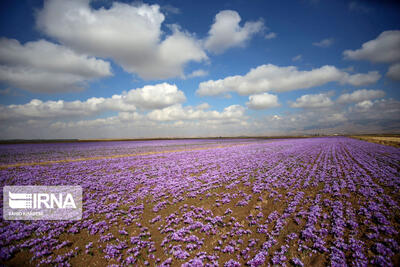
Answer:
0;137;399;266
351;136;400;148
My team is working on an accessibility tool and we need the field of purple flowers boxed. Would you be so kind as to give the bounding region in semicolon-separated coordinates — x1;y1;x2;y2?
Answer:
0;137;399;266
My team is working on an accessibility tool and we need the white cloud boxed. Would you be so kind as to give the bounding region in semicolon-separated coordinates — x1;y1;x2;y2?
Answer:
313;38;334;48
255;98;400;135
0;98;128;121
352;99;400;119
290;93;334;108
36;0;207;80
147;104;246;122
0;83;185;121
265;32;277;40
185;69;208;79
196;64;380;96
43;106;249;139
161;4;180;15
341;71;381;86
387;63;400;81
355;100;373;109
343;30;400;63
325;113;347;123
51;111;143;129
0;38;112;93
337;89;385;103
246;93;280;109
155;26;208;78
2;98;400;139
30;103;248;139
204;10;264;54
196;103;211;110
124;83;186;110
292;54;302;61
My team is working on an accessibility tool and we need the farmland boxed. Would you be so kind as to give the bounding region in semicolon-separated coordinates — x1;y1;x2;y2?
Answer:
351;136;400;148
0;137;399;266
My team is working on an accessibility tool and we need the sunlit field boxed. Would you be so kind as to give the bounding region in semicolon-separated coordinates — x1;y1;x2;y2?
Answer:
351;136;400;148
0;137;399;266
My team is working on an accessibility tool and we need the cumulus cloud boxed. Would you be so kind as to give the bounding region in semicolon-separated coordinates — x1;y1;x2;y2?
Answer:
124;83;186;110
324;113;347;123
195;103;211;110
349;99;400;127
161;4;180;15
51;112;143;130
185;69;208;79
0;99;251;139
290;93;334;108
313;38;334;48
36;0;207;80
196;103;211;110
0;83;185;121
258;98;400;135
0;38;112;93
343;30;400;63
246;93;280;109
337;89;385;103
204;10;264;54
355;100;374;109
50;103;245;129
147;104;246;122
0;98;129;121
43;107;249;139
2;97;400;139
196;64;380;96
341;71;381;86
360;99;400;114
387;63;400;81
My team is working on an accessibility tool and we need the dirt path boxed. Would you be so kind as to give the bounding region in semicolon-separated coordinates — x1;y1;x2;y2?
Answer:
0;143;251;169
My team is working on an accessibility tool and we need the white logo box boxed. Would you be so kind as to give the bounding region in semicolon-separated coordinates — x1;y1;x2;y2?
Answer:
3;186;82;220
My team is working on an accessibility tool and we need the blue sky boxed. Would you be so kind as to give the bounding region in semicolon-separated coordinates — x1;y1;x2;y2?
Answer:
0;0;399;138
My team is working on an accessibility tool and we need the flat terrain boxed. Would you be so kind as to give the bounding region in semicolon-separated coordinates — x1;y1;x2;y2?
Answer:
351;135;400;148
0;137;399;266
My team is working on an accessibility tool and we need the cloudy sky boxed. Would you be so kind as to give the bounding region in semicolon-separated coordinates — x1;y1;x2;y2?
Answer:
0;0;399;139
